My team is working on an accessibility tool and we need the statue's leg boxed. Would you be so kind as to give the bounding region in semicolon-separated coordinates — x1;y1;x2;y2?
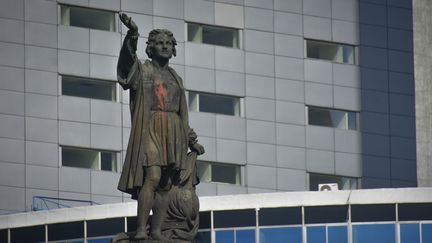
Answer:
135;166;161;240
150;189;170;240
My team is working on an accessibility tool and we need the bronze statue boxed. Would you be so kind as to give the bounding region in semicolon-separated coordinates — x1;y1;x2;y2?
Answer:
112;12;204;243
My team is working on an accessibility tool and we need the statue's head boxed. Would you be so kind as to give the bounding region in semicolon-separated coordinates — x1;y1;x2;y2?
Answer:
145;29;177;59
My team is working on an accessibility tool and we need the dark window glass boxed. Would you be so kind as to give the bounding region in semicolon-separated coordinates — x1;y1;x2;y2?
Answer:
260;227;302;243
236;229;255;243
199;211;211;229
422;224;432;243
352;224;395;243
400;224;420;243
61;5;115;31
259;207;302;226
307;226;326;243
328;226;348;243
399;203;432;221
214;209;256;228
0;229;7;243
351;204;395;222
187;23;239;48
196;231;211;243
126;217;137;232
10;225;45;243
48;221;84;241
305;206;348;224
87;218;124;237
216;230;234;243
62;76;116;101
100;152;115;171
308;106;357;130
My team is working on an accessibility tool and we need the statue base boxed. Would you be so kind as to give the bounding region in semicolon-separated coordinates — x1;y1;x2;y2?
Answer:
111;232;193;243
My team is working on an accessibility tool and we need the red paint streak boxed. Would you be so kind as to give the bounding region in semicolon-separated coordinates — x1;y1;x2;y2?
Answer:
155;81;166;110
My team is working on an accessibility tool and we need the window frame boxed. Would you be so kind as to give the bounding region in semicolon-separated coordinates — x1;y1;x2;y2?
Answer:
59;4;118;32
305;39;357;65
197;160;243;185
308;172;359;191
59;75;119;102
306;106;359;131
60;146;120;173
188;91;244;117
186;22;242;49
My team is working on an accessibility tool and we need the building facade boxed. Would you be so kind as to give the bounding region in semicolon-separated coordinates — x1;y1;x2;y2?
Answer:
0;188;431;243
0;0;416;214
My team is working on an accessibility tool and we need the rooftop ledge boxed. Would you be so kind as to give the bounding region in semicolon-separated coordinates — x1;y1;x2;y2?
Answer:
1;187;431;229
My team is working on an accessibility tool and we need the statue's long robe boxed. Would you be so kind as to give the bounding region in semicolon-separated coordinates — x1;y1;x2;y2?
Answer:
116;34;190;199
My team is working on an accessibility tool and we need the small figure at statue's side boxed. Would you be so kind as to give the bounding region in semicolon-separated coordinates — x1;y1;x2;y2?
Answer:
112;12;204;243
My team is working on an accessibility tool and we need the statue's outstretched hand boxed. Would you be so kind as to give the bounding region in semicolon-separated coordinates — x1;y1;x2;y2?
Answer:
119;12;138;32
191;143;205;155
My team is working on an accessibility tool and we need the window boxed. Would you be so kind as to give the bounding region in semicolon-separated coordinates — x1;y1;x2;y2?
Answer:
61;76;117;101
197;161;241;185
60;5;116;31
307;106;358;130
306;39;355;64
61;146;118;172
189;91;242;116
309;173;358;191
188;23;240;48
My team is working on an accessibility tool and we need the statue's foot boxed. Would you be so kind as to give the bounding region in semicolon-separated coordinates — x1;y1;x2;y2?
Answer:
151;231;169;241
134;230;149;240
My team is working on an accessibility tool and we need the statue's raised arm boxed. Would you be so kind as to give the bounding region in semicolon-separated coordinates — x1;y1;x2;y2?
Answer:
119;12;138;33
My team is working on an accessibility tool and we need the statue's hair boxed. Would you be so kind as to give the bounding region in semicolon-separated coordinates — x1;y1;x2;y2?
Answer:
145;29;177;58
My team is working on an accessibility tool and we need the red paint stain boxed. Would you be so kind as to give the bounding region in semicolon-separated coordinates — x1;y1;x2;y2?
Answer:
155;81;166;110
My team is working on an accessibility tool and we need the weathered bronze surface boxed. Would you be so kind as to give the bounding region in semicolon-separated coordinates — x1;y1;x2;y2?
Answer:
112;12;204;243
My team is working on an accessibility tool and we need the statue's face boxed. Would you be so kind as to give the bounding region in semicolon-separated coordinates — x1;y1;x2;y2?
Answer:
153;33;174;60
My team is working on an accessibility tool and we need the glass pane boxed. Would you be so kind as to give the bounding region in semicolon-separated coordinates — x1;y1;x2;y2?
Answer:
87;218;124;237
214;209;256;228
188;92;198;112
188;23;202;42
399;203;432;221
343;45;354;64
67;6;115;31
351;204;396;222
101;152;116;172
352;224;395;243
260;227;302;243
305;206;348;224
48;221;84;241
196;231;211;243
328;226;348;243
196;92;239;116
202;25;239;48
0;230;7;243
62;76;116;101
199;211;211;229
216;230;234;243
62;147;99;170
236;229;255;243
211;163;240;184
259;207;302;226
422;224;432;243
348;112;357;130
10;225;45;243
400;224;420;243
307;226;325;243
197;161;211;183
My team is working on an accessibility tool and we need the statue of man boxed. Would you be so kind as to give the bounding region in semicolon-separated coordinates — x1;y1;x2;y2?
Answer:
116;13;205;241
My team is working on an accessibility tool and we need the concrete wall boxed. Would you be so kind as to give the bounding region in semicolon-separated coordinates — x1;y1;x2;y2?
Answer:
413;0;432;187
